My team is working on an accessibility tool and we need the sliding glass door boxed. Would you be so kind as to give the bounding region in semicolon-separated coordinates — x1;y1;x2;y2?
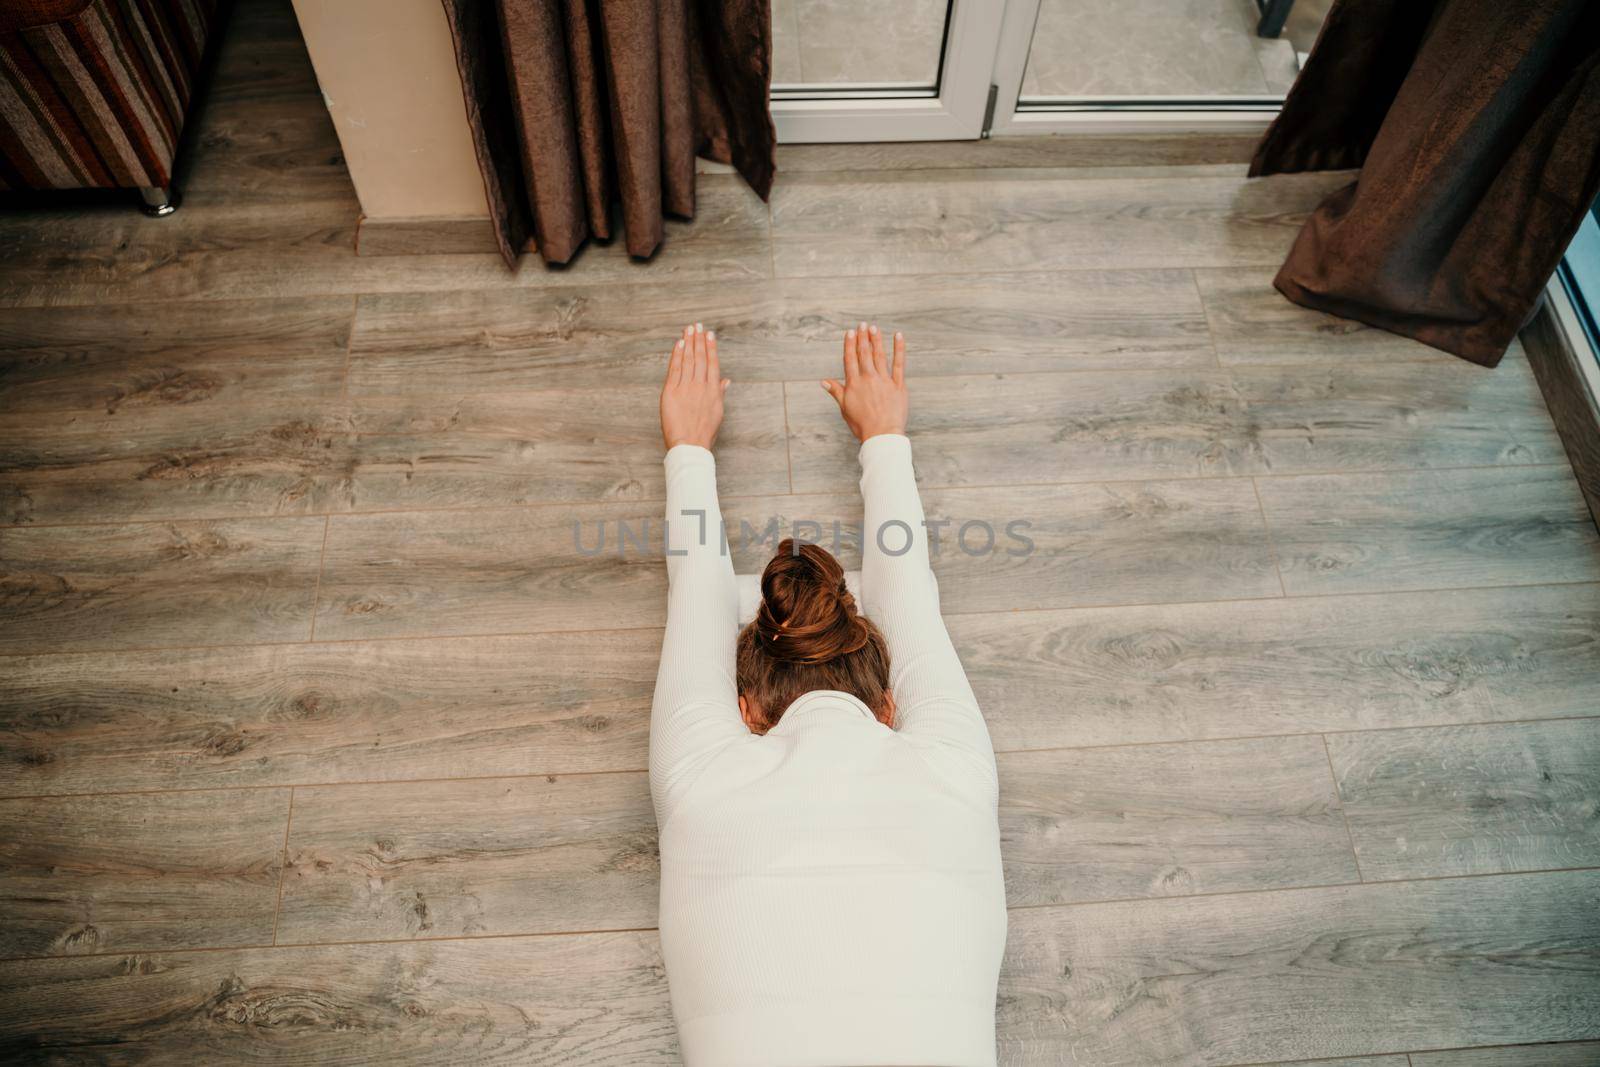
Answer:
1557;200;1600;383
770;0;1001;142
991;0;1331;133
773;0;1333;142
771;0;948;94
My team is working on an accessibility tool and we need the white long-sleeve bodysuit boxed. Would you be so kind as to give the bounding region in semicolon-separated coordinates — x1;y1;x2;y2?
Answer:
650;434;1007;1067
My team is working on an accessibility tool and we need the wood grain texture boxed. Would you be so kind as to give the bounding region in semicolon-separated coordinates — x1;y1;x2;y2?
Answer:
267;736;1354;946
784;358;1560;493
277;774;657;943
313;498;666;642
775;133;1259;172
955;583;1600;752
2;378;786;524
1258;466;1600;596
0;931;677;1064
10;581;1596;799
999;735;1356;906
355;216;499;257
335;382;790;508
1521;300;1600;532
0;631;659;797
1196;266;1462;365
347;269;1216;396
998;869;1600;1065
0;177;771;309
0;296;353;416
1329;719;1600;881
0;2;1595;1060
0;297;353;524
0;517;326;653
314;479;1278;641
179;92;357;209
769;169;1351;277
1410;1041;1600;1066
0;788;288;958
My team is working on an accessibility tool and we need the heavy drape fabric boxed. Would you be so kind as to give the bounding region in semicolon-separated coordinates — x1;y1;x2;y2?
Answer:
1249;0;1600;366
440;0;774;269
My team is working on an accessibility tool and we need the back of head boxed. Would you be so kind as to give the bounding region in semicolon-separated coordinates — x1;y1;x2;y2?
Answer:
736;539;891;733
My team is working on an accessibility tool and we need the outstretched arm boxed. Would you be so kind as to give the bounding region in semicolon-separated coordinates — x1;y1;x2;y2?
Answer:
823;325;998;802
650;324;748;826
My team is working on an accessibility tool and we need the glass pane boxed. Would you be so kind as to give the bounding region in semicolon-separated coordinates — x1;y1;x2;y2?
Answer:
1561;199;1600;367
771;0;949;91
1020;0;1332;101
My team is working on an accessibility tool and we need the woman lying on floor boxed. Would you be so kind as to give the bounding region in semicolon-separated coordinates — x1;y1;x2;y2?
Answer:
651;321;1007;1067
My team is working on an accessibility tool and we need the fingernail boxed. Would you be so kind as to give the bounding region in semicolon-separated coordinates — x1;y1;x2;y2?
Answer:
696;322;703;331
706;330;715;341
846;329;855;339
870;324;879;334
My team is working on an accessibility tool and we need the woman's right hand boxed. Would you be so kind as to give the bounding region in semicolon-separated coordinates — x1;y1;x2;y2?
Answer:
821;323;908;443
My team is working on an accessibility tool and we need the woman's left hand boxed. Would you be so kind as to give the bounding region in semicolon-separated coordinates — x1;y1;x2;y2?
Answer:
660;323;730;451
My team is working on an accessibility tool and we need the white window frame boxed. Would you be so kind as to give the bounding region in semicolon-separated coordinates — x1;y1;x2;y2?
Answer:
771;0;1287;143
985;0;1279;135
772;0;1006;143
1553;207;1600;397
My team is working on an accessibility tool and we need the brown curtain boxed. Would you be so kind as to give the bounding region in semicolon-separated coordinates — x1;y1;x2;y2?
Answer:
440;0;775;268
1250;0;1600;367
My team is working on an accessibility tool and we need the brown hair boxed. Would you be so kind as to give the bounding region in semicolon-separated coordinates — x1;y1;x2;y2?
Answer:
736;539;892;733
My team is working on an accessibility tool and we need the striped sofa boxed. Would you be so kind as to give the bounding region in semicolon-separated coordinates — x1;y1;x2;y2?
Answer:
0;0;219;214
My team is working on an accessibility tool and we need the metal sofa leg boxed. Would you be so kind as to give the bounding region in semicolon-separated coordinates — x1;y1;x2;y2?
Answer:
138;185;181;217
1256;0;1295;38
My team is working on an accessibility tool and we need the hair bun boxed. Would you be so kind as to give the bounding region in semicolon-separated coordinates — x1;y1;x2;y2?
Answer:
754;539;870;665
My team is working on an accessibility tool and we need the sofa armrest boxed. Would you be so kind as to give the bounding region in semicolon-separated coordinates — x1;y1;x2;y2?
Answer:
0;1;96;33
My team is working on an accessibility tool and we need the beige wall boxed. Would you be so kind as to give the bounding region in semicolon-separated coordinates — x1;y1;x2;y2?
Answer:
291;0;489;220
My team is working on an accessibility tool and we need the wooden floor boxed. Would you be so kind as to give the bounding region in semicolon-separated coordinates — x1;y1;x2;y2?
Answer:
3;2;1599;1064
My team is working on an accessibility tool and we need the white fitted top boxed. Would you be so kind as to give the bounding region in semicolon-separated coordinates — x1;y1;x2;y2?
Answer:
650;434;1007;1067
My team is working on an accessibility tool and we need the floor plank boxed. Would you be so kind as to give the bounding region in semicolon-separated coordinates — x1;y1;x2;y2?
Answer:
0;517;326;653
783;358;1560;492
179;85;358;209
1196;266;1461;365
0;631;659;797
769;169;1351;277
999;735;1356;907
277;774;658;944
312;499;667;642
775;134;1258;172
269;736;1357;947
5;873;1594;1065
0;789;288;958
1409;1041;1600;1066
1257;466;1600;597
0;296;353;415
0;178;771;309
1;0;1595;1058
347;269;1216;395
9;582;1589;800
0;931;677;1064
955;583;1600;752
2;376;787;524
998;869;1600;1065
1329;718;1600;881
0;297;352;525
313;479;1279;641
336;382;790;508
